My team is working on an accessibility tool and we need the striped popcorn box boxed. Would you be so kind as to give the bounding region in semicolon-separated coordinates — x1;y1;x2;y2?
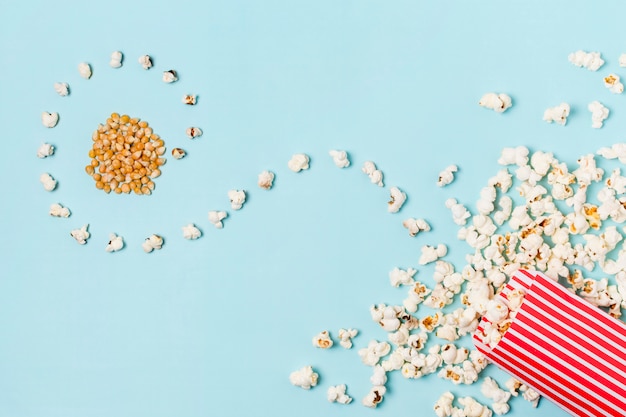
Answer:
473;269;626;417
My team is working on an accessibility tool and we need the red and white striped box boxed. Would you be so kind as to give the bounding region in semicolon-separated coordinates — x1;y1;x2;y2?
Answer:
472;269;626;417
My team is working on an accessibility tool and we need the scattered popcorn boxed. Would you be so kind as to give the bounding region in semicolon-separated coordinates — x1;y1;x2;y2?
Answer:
389;267;417;287
138;55;152;70
182;223;201;240
109;51;123;68
403;281;431;312
37;143;54;158
370;365;388;386
70;224;90;244
434;391;455;417
445;198;471;226
228;189;246;210
604;73;624;94
105;233;124;252
288;153;310;173
481;377;511;415
402;218;431;237
78;62;92;79
327;384;352;404
362;161;384;186
568;50;604;71
588;101;609;128
41;111;59;128
362;385;386;408
358;340;391;366
543;103;570;125
438;165;458;187
208;210;228;228
337;328;358;349
142;234;163;253
388;186;407;213
163;70;178;83
49;203;70;218
329;149;350;168
186;127;203;138
171;148;186;159
520;384;541;407
419;244;447;265
457;396;493;417
53;82;69;96
289;365;318;390
40;173;57;191
312;330;333;348
257;170;275;190
182;94;197;105
478;93;512;113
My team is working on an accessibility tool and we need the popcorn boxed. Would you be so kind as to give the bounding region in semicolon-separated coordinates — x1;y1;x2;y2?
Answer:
476;186;496;215
186;127;203;138
171;148;186;159
403;281;431;312
597;143;626;163
142;234;163;253
182;94;197;105
419;244;447;265
488;168;513;192
327;384;352;404
49;203;70;218
445;198;471;226
53;82;69;96
389;266;416;287
41;112;59;128
481;377;511;412
371;304;403;331
370;365;387;386
109;51;123;68
257;170;275;190
438;165;458;187
312;330;333;348
40;173;57;191
457;396;492;417
542;103;570;125
288;153;310;172
362;385;386;408
163;70;178;83
604;73;624;94
498;146;528;166
329;149;350;168
433;391;455;417
358;340;391;366
588;101;609;128
37;143;54;158
182;223;201;240
620;53;626;67
440;344;468;365
228;189;246;210
105;233;124;252
568;50;604;71
388;186;406;213
402;217;431;237
520;384;541;407
78;62;92;79
70;224;90;244
478;93;512;113
362;161;383;186
337;328;358;349
208;210;228;228
289;365;318;390
138;55;152;70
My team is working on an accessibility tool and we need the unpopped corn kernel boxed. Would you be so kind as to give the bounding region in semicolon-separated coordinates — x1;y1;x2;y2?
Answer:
186;127;203;139
182;94;197;105
171;148;186;159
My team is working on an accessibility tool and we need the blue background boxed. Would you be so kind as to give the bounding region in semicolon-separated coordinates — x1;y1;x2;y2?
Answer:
1;1;624;416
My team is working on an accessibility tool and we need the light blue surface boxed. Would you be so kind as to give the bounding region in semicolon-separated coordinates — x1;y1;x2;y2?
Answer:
1;1;625;416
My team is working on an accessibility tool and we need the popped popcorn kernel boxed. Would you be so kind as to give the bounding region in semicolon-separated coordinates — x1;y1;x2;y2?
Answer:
362;385;386;408
433;391;455;417
438;165;458;187
171;148;186;160
228;189;246;210
543;103;570;125
289;365;318;390
49;203;70;218
478;93;512;113
182;223;201;240
109;51;123;68
105;233;124;252
568;50;604;71
208;210;228;229
402;217;431;237
40;172;57;191
53;82;69;96
70;224;90;245
498;146;529;166
457;396;493;417
588;101;609;128
327;384;352;404
182;94;197;105
163;70;178;83
257;170;275;190
419;243;447;265
78;62;92;79
288;153;310;172
142;234;163;253
312;330;333;349
358;340;391;366
388;186;407;213
604;73;624;94
362;161;384;186
138;55;152;70
41;111;59;128
389;267;417;287
37;143;54;158
445;198;471;226
337;328;358;349
329;149;350;168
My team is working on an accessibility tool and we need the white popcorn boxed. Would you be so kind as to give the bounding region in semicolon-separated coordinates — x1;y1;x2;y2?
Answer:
389;267;417;287
182;94;197;105
419;244;447;265
604;74;624;94
138;55;152;70
370;365;388;386
371;304;403;331
445;198;471;226
543;103;570;125
388;186;407;213
337;328;358;349
403;281;431;312
488;168;513;193
588;101;609;128
105;233;124;252
49;203;70;218
329;149;350;168
620;53;626;67
78;62;92;79
491;402;510;415
520;385;541;407
288;153;310;172
440;344;468;365
481;377;511;405
458;396;492;417
312;330;333;348
186;127;203;138
402;218;431;237
208;210;228;228
476;186;497;215
70;224;90;245
182;223;201;240
109;50;123;68
498;146;528;166
438;165;458;187
142;234;163;253
434;392;455;417
493;196;513;226
327;384;352;404
568;50;604;71
228;189;246;210
37;143;54;158
40;173;57;191
362;161;384;186
362;385;386;408
41;111;59;128
257;170;275;190
163;70;178;83
53;82;69;96
289;365;318;390
358;340;391;366
478;92;512;113
597;143;626;163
